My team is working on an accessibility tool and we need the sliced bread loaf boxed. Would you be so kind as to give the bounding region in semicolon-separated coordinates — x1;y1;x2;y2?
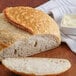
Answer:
0;6;61;60
2;58;71;76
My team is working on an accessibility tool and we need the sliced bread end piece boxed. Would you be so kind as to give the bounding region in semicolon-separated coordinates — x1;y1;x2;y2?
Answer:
2;58;71;76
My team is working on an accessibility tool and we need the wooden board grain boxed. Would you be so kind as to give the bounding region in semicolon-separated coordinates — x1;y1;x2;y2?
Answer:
0;0;76;76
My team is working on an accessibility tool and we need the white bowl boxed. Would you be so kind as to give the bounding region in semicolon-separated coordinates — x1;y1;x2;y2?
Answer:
60;14;76;35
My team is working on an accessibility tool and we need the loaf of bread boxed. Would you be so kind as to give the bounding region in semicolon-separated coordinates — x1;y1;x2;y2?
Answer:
0;6;61;60
2;58;71;76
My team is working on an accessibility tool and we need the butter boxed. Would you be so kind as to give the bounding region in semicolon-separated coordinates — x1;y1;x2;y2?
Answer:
62;14;76;27
61;14;76;35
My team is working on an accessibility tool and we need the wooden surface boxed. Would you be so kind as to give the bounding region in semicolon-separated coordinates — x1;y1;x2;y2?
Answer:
0;0;76;76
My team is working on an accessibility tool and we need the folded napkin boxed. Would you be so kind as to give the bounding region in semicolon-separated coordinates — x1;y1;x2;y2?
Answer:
36;0;76;24
51;6;76;24
36;0;76;53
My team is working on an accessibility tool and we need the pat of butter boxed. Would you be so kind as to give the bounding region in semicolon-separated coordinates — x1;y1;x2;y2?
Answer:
61;14;76;35
62;14;76;27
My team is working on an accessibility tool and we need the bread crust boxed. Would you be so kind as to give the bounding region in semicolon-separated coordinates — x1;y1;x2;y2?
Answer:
4;10;33;34
0;42;8;50
3;6;61;43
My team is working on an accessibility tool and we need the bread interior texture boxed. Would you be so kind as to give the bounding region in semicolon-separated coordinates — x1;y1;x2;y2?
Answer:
0;34;59;60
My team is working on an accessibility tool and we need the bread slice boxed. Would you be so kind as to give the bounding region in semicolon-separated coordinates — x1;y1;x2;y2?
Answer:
2;58;71;76
0;8;61;61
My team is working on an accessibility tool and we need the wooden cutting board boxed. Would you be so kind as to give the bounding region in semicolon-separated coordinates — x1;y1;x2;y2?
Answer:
0;0;76;76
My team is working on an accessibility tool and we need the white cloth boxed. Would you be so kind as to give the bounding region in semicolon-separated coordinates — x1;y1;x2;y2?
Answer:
36;0;58;14
36;0;76;24
55;0;76;7
36;0;76;13
51;6;76;24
